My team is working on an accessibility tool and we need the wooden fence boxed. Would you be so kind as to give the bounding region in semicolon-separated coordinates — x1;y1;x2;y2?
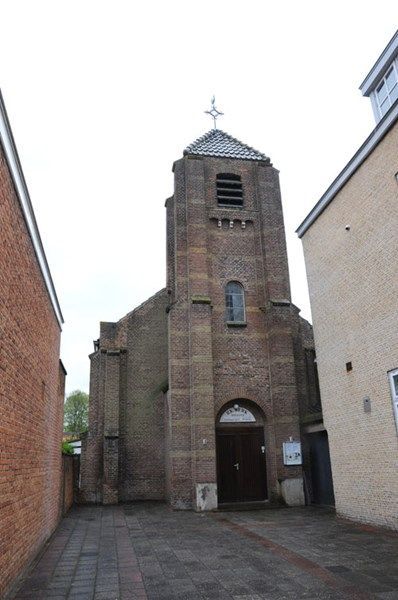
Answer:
61;454;80;515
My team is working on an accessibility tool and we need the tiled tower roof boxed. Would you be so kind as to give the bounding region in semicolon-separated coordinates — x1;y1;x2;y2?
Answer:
184;129;269;162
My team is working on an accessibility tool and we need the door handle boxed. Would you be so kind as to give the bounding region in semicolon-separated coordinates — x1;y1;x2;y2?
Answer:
233;462;239;470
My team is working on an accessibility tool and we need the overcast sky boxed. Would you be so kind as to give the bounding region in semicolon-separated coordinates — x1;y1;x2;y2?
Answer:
1;1;396;395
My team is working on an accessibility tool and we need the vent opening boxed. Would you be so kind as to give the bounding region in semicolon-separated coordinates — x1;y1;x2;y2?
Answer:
217;173;243;207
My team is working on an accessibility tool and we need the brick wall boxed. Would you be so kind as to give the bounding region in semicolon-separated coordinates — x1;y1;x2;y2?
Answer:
121;290;168;500
167;155;306;508
80;290;168;503
0;145;64;598
81;148;315;509
301;121;398;529
80;352;103;503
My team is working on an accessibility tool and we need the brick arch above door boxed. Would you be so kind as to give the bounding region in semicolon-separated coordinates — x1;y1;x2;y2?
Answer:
216;398;266;428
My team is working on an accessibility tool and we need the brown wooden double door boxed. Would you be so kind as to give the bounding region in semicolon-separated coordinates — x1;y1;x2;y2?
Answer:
216;428;267;504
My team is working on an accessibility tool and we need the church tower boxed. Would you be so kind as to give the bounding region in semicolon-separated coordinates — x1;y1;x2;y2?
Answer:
80;122;317;510
165;128;305;509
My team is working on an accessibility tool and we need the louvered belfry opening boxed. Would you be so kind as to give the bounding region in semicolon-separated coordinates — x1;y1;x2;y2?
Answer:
216;173;243;207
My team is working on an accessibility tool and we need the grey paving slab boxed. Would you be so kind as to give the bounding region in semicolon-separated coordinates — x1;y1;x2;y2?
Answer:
9;503;398;600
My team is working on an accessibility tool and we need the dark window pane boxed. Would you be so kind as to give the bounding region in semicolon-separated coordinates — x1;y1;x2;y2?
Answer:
393;374;398;396
217;173;243;206
227;307;234;321
377;80;387;102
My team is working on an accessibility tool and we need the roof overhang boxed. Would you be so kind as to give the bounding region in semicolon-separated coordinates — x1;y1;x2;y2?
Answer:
359;30;398;96
59;359;67;375
0;90;64;328
296;100;398;238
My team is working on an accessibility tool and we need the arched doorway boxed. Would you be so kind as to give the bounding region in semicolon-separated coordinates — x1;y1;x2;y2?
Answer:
216;400;267;504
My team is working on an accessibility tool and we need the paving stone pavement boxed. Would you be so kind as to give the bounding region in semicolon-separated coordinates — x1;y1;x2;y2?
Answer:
9;503;398;600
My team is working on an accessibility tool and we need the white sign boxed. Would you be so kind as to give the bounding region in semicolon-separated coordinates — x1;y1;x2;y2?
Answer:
220;405;256;423
283;441;302;465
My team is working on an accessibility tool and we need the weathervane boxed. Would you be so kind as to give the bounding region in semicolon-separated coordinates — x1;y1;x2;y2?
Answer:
205;96;223;129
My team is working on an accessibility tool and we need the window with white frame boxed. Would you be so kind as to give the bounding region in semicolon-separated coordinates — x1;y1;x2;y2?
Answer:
375;64;398;118
388;368;398;433
225;281;245;323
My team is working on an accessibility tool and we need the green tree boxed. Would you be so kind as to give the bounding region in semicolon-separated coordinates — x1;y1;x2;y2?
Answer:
62;441;75;455
64;390;89;434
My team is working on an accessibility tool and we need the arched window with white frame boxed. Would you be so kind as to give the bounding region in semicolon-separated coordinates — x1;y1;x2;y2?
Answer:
225;281;246;323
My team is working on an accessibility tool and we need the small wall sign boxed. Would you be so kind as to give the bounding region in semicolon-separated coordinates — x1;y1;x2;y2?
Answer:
283;441;302;465
220;405;256;423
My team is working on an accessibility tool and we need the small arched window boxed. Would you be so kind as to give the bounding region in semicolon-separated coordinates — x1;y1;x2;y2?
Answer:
217;173;243;207
225;281;245;323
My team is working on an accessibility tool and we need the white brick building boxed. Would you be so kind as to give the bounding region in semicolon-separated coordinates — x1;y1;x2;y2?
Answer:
297;31;398;530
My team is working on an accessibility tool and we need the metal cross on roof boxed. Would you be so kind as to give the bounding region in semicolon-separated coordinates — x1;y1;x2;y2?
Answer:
205;96;224;129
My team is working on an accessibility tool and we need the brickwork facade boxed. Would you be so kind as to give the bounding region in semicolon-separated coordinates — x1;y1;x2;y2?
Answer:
81;133;319;510
300;121;398;529
166;155;309;508
80;290;169;504
0;140;64;597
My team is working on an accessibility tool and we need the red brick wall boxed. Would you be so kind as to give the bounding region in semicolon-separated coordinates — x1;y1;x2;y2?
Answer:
80;352;104;503
165;155;305;507
81;151;316;509
0;146;63;598
80;290;169;504
121;291;168;501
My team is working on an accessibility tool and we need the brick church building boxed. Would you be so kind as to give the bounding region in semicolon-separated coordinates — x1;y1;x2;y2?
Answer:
80;127;327;510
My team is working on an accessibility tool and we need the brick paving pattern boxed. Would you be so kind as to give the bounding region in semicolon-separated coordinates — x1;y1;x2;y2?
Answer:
9;503;398;600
